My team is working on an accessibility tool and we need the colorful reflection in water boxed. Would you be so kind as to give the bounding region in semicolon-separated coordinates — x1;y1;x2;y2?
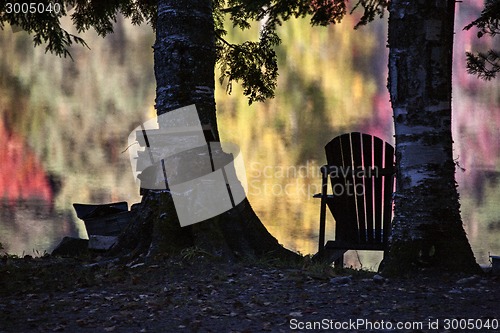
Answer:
0;118;52;203
0;2;498;270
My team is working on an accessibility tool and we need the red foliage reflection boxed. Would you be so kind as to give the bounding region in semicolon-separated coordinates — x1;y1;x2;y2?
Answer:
0;118;52;203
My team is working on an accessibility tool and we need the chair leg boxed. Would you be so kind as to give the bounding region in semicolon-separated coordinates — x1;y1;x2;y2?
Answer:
318;198;327;253
334;255;344;268
318;169;328;253
378;247;390;272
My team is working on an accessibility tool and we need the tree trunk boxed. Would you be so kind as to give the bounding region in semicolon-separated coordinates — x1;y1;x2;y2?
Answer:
111;0;299;262
384;0;480;274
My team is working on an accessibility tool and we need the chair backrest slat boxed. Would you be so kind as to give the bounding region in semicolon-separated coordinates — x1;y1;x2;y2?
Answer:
350;133;366;243
326;134;352;243
373;136;384;243
362;133;374;243
383;140;395;243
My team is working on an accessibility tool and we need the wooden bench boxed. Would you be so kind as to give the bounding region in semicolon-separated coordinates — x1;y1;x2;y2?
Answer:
314;132;395;267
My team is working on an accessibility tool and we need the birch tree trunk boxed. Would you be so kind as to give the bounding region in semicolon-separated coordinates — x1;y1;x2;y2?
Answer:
112;0;298;261
384;0;480;274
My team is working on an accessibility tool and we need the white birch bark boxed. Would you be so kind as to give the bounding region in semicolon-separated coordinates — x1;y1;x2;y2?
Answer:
385;0;479;273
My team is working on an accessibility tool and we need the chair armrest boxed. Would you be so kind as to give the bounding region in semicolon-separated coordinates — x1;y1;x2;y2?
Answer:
313;194;334;199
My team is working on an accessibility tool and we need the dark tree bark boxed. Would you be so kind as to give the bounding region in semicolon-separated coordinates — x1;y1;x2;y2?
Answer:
154;0;218;133
384;0;481;274
112;0;299;262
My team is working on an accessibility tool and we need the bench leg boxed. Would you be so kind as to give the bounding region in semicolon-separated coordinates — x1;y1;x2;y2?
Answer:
334;254;344;268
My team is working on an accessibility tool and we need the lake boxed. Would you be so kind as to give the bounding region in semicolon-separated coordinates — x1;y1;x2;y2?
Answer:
0;3;499;269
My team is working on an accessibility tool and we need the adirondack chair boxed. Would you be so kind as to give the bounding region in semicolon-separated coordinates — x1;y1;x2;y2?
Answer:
314;132;395;267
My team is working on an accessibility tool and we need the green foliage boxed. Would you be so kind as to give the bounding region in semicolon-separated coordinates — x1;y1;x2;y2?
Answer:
351;0;388;28
180;246;214;260
464;0;500;38
0;0;156;59
70;0;156;35
464;0;500;80
217;33;279;104
215;0;387;103
0;0;88;59
466;50;500;81
0;0;387;104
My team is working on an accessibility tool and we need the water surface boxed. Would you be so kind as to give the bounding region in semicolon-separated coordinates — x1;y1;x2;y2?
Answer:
0;4;499;269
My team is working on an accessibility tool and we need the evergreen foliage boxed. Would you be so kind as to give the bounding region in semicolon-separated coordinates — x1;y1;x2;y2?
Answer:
214;0;387;103
464;0;500;80
466;50;500;81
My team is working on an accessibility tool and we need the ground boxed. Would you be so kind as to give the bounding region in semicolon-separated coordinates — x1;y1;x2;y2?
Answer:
0;254;499;333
